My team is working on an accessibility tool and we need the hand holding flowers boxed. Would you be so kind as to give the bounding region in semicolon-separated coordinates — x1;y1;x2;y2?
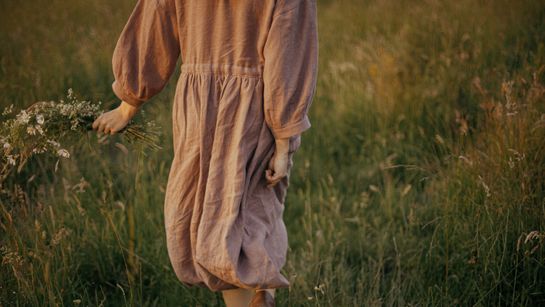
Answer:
92;101;140;135
0;89;160;183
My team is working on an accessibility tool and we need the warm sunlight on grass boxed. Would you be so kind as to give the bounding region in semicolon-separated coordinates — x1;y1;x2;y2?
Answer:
1;0;544;305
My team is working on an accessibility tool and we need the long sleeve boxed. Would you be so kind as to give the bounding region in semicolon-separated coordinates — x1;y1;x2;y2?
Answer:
262;0;319;139
111;0;180;107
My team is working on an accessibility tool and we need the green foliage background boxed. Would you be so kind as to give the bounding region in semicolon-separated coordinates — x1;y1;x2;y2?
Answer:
1;0;544;305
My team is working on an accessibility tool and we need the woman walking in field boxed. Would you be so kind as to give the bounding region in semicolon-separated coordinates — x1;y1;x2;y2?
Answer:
92;0;318;306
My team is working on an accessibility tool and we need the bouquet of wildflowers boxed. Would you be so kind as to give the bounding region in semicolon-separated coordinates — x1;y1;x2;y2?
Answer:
0;89;160;183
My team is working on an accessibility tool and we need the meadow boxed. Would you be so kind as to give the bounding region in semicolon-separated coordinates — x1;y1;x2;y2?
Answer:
1;0;544;305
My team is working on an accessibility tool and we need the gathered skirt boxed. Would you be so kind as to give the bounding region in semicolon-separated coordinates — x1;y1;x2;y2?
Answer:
163;63;300;291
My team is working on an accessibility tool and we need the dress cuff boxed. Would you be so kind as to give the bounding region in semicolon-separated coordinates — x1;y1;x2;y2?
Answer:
288;135;302;154
112;80;145;107
270;115;311;139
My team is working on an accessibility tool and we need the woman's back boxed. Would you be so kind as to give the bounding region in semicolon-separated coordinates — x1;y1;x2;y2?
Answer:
107;0;318;294
179;0;274;67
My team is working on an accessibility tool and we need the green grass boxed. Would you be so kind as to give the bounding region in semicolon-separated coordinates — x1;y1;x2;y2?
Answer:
1;0;545;305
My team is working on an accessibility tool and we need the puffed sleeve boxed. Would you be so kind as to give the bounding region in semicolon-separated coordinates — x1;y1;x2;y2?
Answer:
111;0;180;107
262;0;319;139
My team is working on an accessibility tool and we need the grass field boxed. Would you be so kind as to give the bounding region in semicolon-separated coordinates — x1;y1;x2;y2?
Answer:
1;0;545;305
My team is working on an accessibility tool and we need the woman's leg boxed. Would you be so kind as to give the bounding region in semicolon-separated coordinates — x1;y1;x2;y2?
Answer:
258;289;275;297
222;288;276;307
222;288;254;307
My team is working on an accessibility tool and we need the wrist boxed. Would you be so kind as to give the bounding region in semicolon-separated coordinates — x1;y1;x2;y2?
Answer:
118;101;140;120
275;138;289;153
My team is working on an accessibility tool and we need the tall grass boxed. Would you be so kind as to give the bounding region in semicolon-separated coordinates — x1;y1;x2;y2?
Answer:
1;0;544;305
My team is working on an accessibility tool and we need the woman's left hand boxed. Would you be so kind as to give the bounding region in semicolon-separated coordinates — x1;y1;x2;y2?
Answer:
92;101;139;135
265;138;290;188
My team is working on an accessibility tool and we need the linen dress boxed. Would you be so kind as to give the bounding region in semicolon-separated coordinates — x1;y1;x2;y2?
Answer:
111;0;318;291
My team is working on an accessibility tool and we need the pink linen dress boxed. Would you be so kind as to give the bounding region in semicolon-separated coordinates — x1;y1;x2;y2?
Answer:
110;0;318;291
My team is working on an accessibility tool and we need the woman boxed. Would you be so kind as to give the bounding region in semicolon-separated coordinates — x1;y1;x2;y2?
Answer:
92;0;318;306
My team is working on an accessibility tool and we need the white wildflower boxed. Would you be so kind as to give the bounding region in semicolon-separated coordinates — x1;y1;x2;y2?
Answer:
57;149;70;158
36;114;45;125
7;156;16;165
35;125;44;135
2;104;14;115
313;283;326;294
59;104;71;116
3;143;11;150
27;126;37;135
46;140;60;148
16;110;30;125
32;147;46;154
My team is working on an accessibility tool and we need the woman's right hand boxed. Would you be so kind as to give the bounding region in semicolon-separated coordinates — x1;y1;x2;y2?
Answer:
92;101;140;135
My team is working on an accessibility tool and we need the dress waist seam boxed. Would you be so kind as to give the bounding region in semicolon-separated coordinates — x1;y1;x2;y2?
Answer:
181;63;263;78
